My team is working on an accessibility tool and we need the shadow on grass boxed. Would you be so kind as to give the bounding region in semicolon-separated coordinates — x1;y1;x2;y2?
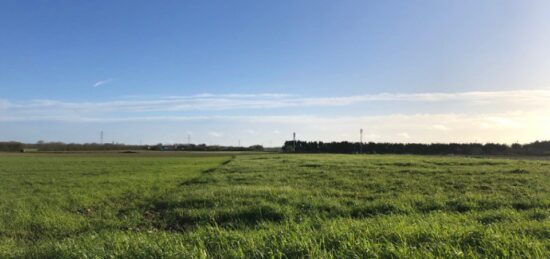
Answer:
151;203;286;230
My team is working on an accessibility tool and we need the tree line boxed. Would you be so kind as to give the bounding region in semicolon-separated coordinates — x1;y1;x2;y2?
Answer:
283;140;550;156
0;141;147;152
148;143;264;152
0;142;264;152
3;140;549;155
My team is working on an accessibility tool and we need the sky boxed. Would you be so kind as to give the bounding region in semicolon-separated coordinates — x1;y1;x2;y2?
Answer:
1;0;550;146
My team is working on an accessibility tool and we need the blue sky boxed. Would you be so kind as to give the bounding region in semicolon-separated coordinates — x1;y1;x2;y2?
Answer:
1;1;550;145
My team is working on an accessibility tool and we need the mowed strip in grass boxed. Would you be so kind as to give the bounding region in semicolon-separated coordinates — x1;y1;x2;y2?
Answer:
0;153;549;258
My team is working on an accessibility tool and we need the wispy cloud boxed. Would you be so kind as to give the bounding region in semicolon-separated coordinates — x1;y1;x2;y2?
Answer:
431;124;450;131
397;132;411;139
93;79;114;88
3;89;550;115
0;100;8;111
208;131;223;137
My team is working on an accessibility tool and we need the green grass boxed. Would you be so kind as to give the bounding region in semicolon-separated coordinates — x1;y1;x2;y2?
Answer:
0;152;548;258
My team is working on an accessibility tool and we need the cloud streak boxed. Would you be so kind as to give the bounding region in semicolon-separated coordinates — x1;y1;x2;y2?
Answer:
3;89;550;116
93;79;114;87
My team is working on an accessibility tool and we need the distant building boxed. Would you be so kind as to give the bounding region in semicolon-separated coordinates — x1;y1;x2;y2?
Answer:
161;145;175;151
20;148;39;153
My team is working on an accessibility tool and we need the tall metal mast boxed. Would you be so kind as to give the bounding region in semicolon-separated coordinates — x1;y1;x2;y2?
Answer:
293;132;296;152
360;128;363;153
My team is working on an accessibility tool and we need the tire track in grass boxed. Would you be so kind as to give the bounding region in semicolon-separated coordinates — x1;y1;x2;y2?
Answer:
143;155;238;230
180;155;236;184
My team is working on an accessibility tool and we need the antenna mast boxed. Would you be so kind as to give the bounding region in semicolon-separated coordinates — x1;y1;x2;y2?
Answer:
100;130;104;144
293;132;296;152
360;128;363;153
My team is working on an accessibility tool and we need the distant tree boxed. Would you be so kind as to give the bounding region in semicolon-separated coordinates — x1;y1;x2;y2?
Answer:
282;140;550;156
248;145;264;151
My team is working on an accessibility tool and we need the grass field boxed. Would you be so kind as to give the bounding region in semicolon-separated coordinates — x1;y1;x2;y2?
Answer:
0;152;549;258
